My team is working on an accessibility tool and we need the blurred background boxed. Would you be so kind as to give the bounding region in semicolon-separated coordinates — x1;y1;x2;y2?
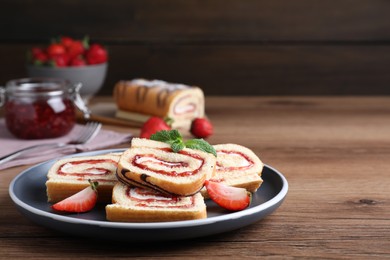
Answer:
1;0;390;96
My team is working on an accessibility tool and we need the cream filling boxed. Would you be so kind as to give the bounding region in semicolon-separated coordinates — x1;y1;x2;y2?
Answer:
61;162;111;175
174;103;196;115
133;150;202;175
134;156;185;168
172;95;199;117
216;151;251;170
129;188;172;201
127;188;193;208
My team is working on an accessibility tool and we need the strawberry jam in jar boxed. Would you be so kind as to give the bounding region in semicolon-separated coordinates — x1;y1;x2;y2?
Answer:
0;78;89;139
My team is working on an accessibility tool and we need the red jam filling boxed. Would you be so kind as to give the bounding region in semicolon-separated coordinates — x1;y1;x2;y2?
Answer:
5;98;75;139
173;103;196;115
173;94;197;115
132;149;204;177
216;150;254;171
126;187;195;208
57;159;118;181
134;154;189;168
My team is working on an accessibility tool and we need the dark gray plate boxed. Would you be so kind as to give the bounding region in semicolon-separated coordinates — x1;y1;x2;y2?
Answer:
9;149;288;241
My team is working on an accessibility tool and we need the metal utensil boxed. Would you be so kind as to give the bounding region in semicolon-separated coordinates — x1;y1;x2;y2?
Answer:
0;121;102;165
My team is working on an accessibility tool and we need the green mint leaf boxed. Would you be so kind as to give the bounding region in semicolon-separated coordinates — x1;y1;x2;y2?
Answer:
185;139;217;157
150;130;176;143
167;129;181;141
171;140;185;153
150;130;216;156
150;130;185;152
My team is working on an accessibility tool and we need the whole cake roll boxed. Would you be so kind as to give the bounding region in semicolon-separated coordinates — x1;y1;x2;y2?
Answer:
106;182;207;222
113;79;205;129
117;138;216;196
202;144;264;197
46;153;121;203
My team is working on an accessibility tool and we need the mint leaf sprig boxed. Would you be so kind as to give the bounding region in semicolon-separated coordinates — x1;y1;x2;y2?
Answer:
150;130;217;157
150;129;185;153
185;139;217;156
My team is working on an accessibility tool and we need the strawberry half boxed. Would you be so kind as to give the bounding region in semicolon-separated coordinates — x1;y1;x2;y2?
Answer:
52;180;98;213
204;180;251;211
140;116;172;139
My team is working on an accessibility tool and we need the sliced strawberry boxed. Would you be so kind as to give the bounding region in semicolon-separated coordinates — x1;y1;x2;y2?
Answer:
140;116;172;139
204;180;251;211
52;180;98;213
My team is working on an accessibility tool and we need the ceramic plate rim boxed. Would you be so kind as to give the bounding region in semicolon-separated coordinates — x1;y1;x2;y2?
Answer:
9;149;288;230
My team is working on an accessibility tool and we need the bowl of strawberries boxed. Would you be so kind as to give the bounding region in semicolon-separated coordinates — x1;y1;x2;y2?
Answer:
27;36;108;102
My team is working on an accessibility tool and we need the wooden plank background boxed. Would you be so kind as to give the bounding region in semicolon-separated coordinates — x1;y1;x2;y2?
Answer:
1;0;390;96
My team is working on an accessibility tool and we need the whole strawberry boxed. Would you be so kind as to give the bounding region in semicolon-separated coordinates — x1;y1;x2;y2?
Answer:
190;118;213;138
70;56;87;66
28;36;108;67
60;36;74;49
47;43;66;58
140;117;172;139
30;47;48;65
67;40;85;59
86;43;108;65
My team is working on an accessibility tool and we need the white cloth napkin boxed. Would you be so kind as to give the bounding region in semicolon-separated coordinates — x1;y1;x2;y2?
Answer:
0;119;132;170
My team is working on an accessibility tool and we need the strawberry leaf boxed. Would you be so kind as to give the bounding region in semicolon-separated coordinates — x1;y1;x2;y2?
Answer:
82;35;90;49
163;117;174;127
88;179;99;192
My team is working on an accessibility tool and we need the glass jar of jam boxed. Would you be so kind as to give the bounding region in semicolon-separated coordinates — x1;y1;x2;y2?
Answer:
0;78;90;139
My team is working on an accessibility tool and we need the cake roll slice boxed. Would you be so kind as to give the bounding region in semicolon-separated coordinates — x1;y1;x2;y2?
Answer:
117;138;216;196
106;182;207;222
202;144;264;197
114;79;205;130
46;153;120;203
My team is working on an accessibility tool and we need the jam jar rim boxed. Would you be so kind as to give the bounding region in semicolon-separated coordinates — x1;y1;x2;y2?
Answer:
5;77;71;98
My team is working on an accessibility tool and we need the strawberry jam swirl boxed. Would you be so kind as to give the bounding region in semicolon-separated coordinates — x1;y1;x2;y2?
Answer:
173;94;196;115
132;149;204;177
215;150;254;172
126;187;195;208
58;159;118;181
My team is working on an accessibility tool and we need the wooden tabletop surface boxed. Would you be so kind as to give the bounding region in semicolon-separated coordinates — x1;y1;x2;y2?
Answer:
1;96;389;259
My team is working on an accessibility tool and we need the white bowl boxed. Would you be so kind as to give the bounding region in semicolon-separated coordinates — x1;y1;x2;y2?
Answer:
27;63;107;102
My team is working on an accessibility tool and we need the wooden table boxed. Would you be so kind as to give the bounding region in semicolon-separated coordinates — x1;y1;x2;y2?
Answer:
1;96;389;259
